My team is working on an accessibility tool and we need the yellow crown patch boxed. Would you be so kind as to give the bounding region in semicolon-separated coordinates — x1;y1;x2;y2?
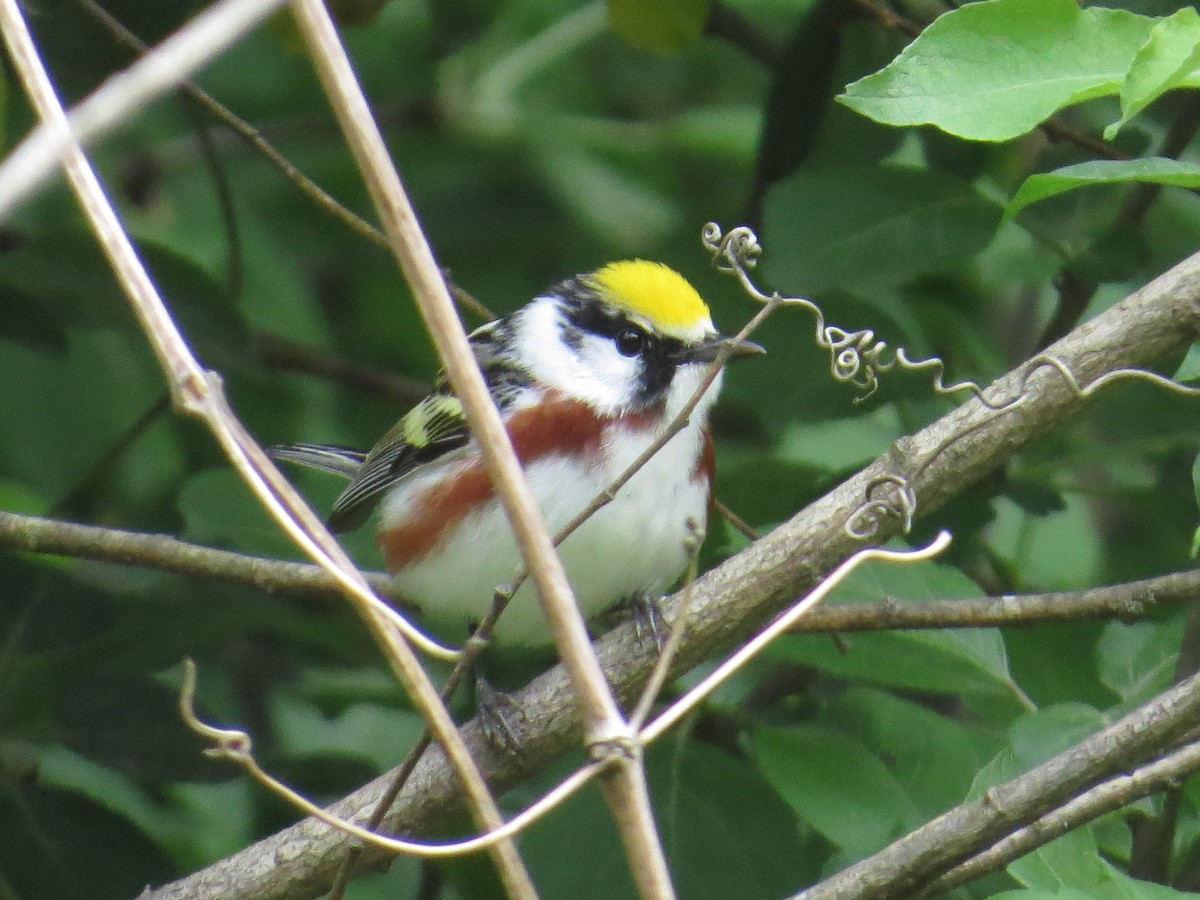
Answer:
586;260;714;341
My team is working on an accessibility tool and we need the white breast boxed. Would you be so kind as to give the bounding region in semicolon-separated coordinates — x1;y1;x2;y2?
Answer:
383;407;713;647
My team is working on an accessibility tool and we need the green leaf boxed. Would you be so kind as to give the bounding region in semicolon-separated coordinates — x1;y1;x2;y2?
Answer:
519;740;816;899
762;165;1000;294
0;780;177;899
1008;824;1107;892
1096;619;1184;704
1107;8;1200;140
1175;342;1200;384
773;558;1027;714
839;0;1155;141
826;688;1002;820
756;724;910;861
1005;158;1200;224
534;139;682;251
1193;452;1200;556
607;0;709;54
1008;704;1107;769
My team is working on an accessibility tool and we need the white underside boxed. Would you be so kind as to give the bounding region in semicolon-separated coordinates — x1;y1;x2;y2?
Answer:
380;395;715;647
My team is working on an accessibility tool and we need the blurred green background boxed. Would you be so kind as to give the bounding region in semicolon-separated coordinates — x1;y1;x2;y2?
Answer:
2;0;1200;897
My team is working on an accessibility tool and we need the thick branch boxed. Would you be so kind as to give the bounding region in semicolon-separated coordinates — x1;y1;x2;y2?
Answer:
144;229;1200;900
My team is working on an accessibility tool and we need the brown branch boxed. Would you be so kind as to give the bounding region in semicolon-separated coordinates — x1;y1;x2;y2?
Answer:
926;732;1200;894
5;507;1198;636
1128;602;1200;882
142;206;1200;900
705;1;782;67
918;732;1200;895
256;331;431;403
799;674;1200;899
0;509;397;604
790;568;1200;633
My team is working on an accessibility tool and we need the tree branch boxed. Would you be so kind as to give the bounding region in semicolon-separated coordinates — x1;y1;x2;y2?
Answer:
9;507;1198;634
142;208;1200;900
799;676;1200;899
924;737;1200;894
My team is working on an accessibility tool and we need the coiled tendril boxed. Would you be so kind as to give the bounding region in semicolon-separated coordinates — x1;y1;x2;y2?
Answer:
702;222;1200;541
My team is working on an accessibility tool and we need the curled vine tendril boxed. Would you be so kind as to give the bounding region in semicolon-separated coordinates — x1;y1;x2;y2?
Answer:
702;222;984;401
702;222;1200;541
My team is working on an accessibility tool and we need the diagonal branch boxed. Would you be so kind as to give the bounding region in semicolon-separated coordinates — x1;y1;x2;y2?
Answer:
797;674;1200;899
142;183;1200;900
286;1;669;895
922;737;1200;895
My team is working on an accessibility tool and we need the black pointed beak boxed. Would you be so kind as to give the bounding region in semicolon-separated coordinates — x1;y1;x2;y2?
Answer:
682;334;766;365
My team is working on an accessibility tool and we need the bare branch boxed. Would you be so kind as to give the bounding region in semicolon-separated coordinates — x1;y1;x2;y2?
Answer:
142;232;1200;900
798;675;1200;899
0;0;288;217
924;738;1200;894
286;0;666;893
6;508;1198;636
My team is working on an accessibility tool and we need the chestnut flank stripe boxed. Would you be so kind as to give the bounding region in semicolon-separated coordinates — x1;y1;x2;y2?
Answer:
378;394;660;571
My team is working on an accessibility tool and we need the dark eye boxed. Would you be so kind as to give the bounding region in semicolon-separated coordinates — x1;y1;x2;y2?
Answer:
615;328;645;357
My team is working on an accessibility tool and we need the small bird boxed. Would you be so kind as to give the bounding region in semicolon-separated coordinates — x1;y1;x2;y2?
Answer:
274;260;762;647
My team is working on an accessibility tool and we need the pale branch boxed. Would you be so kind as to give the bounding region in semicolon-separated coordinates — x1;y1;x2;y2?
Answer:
288;3;540;894
0;0;289;217
0;0;507;888
5;508;1197;634
798;673;1200;900
0;510;395;603
289;0;670;893
144;212;1200;900
923;738;1200;895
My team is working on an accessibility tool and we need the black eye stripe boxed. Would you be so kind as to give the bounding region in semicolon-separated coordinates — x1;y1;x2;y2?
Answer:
560;293;685;360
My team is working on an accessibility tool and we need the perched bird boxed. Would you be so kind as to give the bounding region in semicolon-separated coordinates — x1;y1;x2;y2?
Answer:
274;260;762;647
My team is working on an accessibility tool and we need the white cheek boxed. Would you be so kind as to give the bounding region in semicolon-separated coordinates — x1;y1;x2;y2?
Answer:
515;299;638;413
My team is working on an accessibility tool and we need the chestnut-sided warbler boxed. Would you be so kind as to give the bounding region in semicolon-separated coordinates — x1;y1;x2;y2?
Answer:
275;260;761;647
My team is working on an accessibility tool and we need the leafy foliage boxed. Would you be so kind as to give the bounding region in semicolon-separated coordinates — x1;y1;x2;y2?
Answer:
2;0;1200;898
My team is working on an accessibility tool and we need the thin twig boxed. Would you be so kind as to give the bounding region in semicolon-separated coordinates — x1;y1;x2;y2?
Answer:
288;0;669;894
50;392;171;515
183;657;607;858
0;0;289;217
630;521;705;731
74;0;497;323
922;739;1200;895
0;6;534;897
705;1;781;66
0;509;396;602
7;508;1200;634
182;92;244;298
256;331;431;403
713;497;760;541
